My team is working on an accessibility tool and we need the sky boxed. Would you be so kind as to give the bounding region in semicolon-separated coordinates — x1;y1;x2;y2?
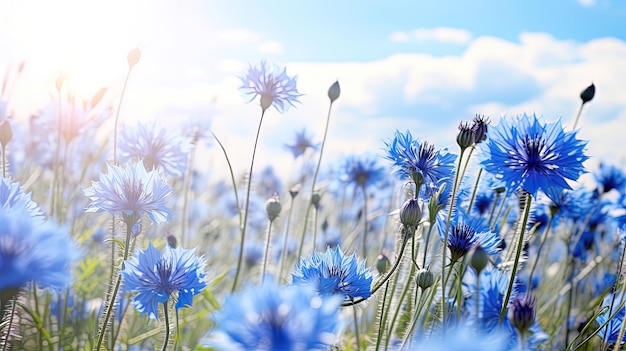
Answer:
1;0;625;183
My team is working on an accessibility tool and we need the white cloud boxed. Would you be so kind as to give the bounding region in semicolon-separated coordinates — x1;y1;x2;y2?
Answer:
390;27;473;45
578;0;596;7
258;40;285;54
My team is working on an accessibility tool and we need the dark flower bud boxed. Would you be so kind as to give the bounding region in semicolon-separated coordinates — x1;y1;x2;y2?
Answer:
469;245;489;274
266;195;282;221
376;254;390;274
289;184;301;198
166;233;177;248
399;198;422;228
456;121;475;150
471;115;490;143
128;48;141;68
509;294;536;335
311;192;321;210
328;81;340;103
0;119;13;148
321;218;329;232
580;83;595;104
415;269;434;290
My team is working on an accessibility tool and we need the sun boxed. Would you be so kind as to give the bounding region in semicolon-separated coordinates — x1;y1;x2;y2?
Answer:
1;0;159;100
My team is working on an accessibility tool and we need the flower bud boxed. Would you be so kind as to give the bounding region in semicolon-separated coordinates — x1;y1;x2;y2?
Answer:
127;48;141;68
289;184;301;198
508;294;536;335
166;233;177;248
469;245;489;274
415;269;434;290
0;119;13;148
456;121;475;150
471;115;489;143
311;192;321;210
266;195;282;221
580;83;595;104
328;80;340;103
376;254;390;274
399;198;422;228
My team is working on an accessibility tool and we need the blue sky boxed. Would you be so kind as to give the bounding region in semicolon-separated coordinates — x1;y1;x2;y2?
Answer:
1;0;625;181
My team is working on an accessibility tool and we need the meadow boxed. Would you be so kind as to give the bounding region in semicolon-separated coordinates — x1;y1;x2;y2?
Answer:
1;49;624;351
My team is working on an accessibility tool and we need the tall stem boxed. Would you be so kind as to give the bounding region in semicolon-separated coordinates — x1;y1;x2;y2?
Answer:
297;101;334;259
361;185;369;259
352;302;361;351
441;148;466;331
232;110;266;292
113;66;133;164
180;138;198;247
277;194;296;283
161;301;170;351
572;102;584;131
261;219;274;284
499;192;532;324
466;168;483;214
94;219;134;351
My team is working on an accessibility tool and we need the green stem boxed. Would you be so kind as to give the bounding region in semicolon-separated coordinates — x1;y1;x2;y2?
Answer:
527;215;554;288
498;192;532;324
374;281;391;351
232;109;266;292
161;301;170;351
277;194;296;284
297;101;335;259
352;302;361;351
572;102;584;131
180;138;198;247
361;185;368;259
441;148;466;331
261;219;274;284
466;168;483;214
94;219;134;351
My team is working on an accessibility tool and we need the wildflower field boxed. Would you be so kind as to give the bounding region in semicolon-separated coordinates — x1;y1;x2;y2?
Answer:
1;48;625;351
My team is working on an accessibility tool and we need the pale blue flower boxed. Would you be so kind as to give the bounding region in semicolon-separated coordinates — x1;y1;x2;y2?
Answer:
285;128;320;158
118;121;193;177
121;242;207;319
83;161;174;224
240;60;302;112
0;177;44;218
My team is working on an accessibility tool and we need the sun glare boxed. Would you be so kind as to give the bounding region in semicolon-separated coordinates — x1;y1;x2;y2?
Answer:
2;0;159;106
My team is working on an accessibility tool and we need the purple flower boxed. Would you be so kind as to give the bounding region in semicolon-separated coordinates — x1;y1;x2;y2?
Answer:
240;61;302;113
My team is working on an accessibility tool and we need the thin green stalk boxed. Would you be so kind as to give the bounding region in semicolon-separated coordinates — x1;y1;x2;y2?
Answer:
277;195;297;283
572;102;584;131
466;168;483;214
94;219;134;351
374;281;391;351
261;219;274;284
441;148;466;331
1;297;18;351
527;215;554;288
361;185;369;259
311;206;319;252
113;65;133;164
161;301;170;351
421;224;434;269
297;100;335;259
352;303;361;351
499;192;532;324
180;137;198;247
210;131;242;225
174;308;181;351
232;109;266;292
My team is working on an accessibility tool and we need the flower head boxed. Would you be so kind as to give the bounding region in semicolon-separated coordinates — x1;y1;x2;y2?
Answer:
292;246;372;301
480;114;588;202
384;130;457;188
207;282;341;351
240;60;302;113
0;177;44;218
0;206;75;291
121;242;207;319
118;121;193;177
285;128;320;158
438;214;503;262
340;154;387;192
595;162;626;194
84;161;174;224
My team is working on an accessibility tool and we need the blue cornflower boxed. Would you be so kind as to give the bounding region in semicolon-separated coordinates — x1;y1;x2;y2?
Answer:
0;177;44;218
480;114;588;202
384;130;457;188
547;186;596;224
118;121;193;177
240;60;302;113
438;214;503;262
463;268;548;350
0;206;75;291
411;325;507;351
121;242;207;319
206;282;341;351
340;154;387;192
595;162;626;194
292;246;373;301
83;161;174;225
285;128;320;158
